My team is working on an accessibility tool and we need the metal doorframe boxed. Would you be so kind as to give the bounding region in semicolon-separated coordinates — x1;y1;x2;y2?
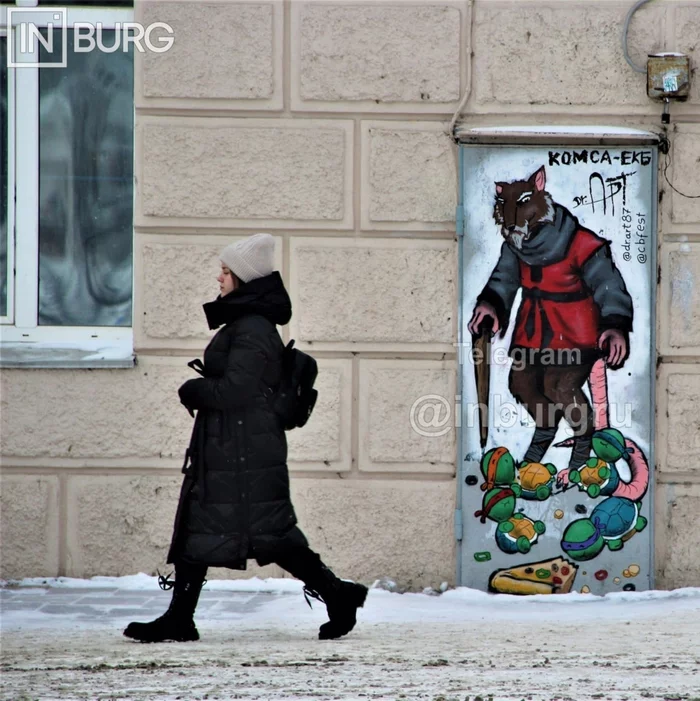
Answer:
455;132;659;589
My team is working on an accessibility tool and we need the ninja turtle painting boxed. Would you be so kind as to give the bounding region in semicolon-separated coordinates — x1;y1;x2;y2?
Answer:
561;496;648;560
474;479;546;555
459;143;656;595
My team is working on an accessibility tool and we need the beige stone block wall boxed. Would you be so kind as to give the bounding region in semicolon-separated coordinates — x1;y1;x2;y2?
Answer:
135;117;354;230
358;360;457;474
673;4;700;107
0;475;60;579
63;474;282;579
471;0;664;113
656;365;700;474
0;359;192;463
136;0;284;111
659;243;700;354
287;359;353;473
655;483;700;589
289;237;457;353
290;478;456;589
361;121;458;231
669;125;700;226
291;0;468;113
134;235;284;350
64;474;182;577
3;0;700;589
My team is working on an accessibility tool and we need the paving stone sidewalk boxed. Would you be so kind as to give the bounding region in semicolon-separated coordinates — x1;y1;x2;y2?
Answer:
0;585;286;624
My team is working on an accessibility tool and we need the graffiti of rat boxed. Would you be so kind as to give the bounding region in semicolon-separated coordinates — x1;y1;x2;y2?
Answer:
468;165;633;472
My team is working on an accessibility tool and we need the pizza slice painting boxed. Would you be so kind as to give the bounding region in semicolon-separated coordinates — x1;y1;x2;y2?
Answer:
488;557;579;595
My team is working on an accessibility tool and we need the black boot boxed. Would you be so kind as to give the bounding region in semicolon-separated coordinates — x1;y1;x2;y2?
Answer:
568;434;593;471
123;564;206;643
304;567;369;640
523;426;558;463
275;548;368;640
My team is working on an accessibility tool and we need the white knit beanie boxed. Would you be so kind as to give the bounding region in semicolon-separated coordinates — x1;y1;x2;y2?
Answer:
219;233;275;284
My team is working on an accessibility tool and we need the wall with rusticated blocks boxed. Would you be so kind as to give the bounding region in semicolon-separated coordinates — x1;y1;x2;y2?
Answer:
1;0;699;590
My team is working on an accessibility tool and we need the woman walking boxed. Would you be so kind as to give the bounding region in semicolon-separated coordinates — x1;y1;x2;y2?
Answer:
124;233;367;643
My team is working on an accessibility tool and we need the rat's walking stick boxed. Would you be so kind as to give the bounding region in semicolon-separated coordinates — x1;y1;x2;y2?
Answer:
472;317;493;450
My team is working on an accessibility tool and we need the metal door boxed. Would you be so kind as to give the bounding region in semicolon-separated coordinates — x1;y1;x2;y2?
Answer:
456;136;657;596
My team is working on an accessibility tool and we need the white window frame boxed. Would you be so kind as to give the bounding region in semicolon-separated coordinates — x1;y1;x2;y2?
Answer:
0;4;134;364
1;23;15;326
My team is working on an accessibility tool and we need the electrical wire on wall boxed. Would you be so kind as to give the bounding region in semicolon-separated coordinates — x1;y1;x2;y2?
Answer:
622;0;700;199
659;135;700;200
622;0;654;73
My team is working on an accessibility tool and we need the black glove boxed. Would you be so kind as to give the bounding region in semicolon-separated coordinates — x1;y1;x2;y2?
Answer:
178;380;197;417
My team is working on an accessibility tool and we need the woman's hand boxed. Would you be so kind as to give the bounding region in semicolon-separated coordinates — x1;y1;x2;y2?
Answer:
179;380;197;416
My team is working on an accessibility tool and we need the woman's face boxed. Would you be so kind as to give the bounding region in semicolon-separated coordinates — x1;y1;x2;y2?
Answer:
217;264;238;296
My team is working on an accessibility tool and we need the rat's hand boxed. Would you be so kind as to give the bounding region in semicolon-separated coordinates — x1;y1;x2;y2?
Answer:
468;302;499;336
598;329;628;369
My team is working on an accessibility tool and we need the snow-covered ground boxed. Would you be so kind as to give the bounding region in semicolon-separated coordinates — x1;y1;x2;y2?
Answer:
2;576;700;701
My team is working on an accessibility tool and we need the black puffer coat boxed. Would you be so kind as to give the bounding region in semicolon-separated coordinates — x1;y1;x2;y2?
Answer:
167;272;308;570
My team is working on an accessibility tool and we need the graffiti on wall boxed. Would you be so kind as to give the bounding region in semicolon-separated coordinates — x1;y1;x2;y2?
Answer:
460;146;655;596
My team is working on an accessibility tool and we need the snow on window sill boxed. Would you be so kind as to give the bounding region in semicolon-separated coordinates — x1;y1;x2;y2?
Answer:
0;342;135;369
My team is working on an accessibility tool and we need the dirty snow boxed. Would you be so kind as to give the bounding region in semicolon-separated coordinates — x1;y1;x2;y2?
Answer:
2;577;699;701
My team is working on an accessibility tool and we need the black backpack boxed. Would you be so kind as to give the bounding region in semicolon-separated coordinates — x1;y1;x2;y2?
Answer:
267;339;318;430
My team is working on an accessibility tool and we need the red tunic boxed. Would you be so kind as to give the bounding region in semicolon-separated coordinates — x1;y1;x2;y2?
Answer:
512;228;605;350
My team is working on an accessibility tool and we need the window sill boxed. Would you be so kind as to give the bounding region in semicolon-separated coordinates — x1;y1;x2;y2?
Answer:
0;343;135;369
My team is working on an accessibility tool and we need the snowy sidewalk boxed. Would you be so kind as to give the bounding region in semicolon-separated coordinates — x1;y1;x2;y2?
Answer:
2;577;700;701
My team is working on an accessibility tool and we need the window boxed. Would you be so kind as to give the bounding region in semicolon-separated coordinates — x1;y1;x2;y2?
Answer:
1;2;135;366
1;31;9;322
